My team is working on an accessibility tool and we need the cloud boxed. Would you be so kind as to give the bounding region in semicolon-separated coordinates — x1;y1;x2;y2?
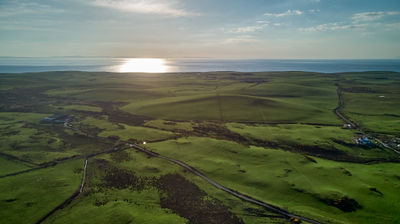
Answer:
230;23;269;34
89;0;196;17
222;35;257;44
0;1;65;17
264;9;303;17
352;11;400;22
300;22;368;32
384;22;400;30
301;11;400;33
308;9;320;14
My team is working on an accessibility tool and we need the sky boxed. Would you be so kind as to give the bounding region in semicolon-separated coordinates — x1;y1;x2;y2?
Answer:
0;0;399;59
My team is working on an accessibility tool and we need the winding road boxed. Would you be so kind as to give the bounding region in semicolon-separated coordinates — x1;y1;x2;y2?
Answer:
334;85;400;155
129;143;323;224
22;117;326;223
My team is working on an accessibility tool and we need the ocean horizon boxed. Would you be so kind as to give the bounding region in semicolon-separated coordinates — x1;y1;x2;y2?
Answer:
1;57;400;73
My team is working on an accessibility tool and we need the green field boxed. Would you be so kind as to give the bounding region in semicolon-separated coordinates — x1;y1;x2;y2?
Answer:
0;160;83;223
0;71;399;224
147;137;400;224
0;156;34;176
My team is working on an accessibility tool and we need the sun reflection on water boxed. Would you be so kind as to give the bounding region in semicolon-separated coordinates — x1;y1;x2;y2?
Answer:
119;58;168;73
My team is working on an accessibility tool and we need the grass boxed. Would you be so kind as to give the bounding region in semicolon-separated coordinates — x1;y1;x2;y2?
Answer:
79;116;121;132
0;156;34;176
79;115;175;141
144;119;194;131
0;118;71;164
338;72;400;135
0;159;83;224
227;123;397;159
1;71;399;224
50;104;102;113
45;149;285;224
45;188;188;224
98;124;175;142
0;112;49;124
0;113;111;164
122;94;338;123
147;137;400;224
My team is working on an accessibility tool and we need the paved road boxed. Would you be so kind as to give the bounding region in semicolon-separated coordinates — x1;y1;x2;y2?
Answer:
34;121;325;223
334;85;400;155
129;143;323;224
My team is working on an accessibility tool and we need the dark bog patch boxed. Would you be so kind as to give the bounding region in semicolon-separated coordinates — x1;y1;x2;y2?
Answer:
157;174;243;224
5;198;17;202
102;166;145;190
110;150;131;163
320;196;361;212
95;101;149;126
192;123;249;144
369;187;383;196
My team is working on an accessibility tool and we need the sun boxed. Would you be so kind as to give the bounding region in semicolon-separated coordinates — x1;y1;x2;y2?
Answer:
119;58;168;73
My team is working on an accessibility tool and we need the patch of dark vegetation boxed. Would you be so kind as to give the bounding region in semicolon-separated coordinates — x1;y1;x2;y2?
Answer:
231;73;255;76
143;166;160;173
26;202;35;207
28;123;114;156
110;150;131;163
0;151;38;166
304;156;317;163
340;167;352;176
94;198;108;207
90;159;155;193
369;187;383;196
102;166;145;190
164;121;177;126
341;87;374;93
249;137;400;163
283;169;292;177
191;122;250;144
0;87;55;113
157;173;243;224
5;198;17;202
319;196;361;212
332;139;373;150
73;167;83;174
383;113;400;118
88;160;242;223
95;101;150;126
292;187;305;193
3;130;20;136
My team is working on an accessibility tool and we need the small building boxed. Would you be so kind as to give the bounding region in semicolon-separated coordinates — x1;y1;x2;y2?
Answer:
343;124;352;129
356;137;374;146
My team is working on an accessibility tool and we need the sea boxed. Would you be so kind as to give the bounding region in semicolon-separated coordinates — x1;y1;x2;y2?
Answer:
0;57;400;73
